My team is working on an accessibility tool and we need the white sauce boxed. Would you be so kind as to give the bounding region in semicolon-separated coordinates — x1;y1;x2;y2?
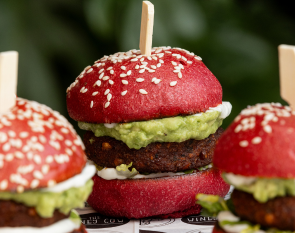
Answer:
0;218;80;233
192;101;232;119
97;168;186;180
103;101;232;128
41;163;96;193
217;211;265;233
223;173;256;187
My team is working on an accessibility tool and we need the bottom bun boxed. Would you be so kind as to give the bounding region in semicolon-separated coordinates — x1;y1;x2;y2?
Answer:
87;168;229;219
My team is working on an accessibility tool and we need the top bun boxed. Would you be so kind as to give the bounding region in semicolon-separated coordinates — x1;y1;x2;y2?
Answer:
213;103;295;178
0;98;86;192
66;47;222;123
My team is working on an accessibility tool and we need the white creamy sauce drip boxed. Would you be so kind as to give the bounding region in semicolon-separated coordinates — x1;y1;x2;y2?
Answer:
223;172;257;187
0;218;80;233
103;101;232;128
97;168;186;180
41;163;96;193
218;211;265;233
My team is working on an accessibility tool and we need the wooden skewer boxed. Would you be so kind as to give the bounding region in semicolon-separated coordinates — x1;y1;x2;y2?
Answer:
0;51;18;114
279;45;295;109
139;1;154;56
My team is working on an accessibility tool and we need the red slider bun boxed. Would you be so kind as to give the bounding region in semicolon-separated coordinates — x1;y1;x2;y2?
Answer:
0;97;86;192
87;168;229;219
214;103;295;178
66;47;222;123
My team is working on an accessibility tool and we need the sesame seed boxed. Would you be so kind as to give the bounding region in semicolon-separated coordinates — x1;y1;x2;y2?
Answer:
15;151;24;159
109;80;114;85
105;102;110;108
107;93;112;101
99;69;104;73
127;70;132;75
182;56;187;61
42;165;50;174
195;56;202;60
157;63;161;67
152;56;158;60
140;65;146;68
141;62;148;65
120;73;127;77
8;131;16;137
48;180;56;187
102;76;109;81
46;156;53;163
34;155;42;164
99;72;104;79
104;89;110;95
135;65;139;69
33;170;43;180
6;153;13;161
85;65;91;71
31;179;39;189
234;124;243;133
121;90;127;96
90;101;94;108
139;69;145;73
121;66;126;70
252;137;262;144
178;72;182;78
187;61;192;64
86;68;93;73
147;56;152;60
136;78;144;82
107;67;113;70
170;81;177;87
151;65;157;69
122;80;128;85
140;58;145;62
174;66;181;70
239;140;249;147
110;70;114;74
172;61;177;66
148;69;155;73
158;53;164;58
264;125;272;133
155;49;162;53
17;186;24;193
159;59;164;64
139;89;148;94
0;180;8;190
92;92;98;96
131;58;138;62
3;143;10;152
173;70;180;73
94;80;101;87
154;79;161;84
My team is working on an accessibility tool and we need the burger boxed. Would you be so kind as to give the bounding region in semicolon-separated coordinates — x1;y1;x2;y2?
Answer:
197;103;295;232
0;97;96;232
66;46;232;219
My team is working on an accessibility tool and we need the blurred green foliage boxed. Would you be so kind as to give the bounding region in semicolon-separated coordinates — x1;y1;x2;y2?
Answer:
1;0;295;131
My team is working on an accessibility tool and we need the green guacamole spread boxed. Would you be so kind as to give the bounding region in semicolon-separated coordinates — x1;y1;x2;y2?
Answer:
79;111;222;149
223;175;295;203
0;179;93;218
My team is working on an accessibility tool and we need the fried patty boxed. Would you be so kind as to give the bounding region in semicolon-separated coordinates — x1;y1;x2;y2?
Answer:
232;189;295;231
0;200;68;227
83;127;223;173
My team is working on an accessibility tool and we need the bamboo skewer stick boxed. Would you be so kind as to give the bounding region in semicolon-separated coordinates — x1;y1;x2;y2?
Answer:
139;1;154;56
0;51;18;114
279;45;295;109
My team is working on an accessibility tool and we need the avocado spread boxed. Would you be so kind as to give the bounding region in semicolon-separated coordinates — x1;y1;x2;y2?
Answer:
0;179;93;218
79;110;222;149
223;174;295;203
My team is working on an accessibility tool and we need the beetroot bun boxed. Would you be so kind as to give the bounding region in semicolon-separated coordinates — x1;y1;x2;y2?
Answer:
213;103;295;178
0;98;86;192
66;47;222;123
87;168;229;219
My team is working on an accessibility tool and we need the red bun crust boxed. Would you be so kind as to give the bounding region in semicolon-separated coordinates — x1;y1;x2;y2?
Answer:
0;98;86;192
214;103;295;178
66;47;222;123
87;168;229;219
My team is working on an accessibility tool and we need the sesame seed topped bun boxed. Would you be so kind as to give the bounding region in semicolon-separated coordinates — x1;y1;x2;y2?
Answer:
66;47;222;124
213;103;295;178
0;97;86;192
